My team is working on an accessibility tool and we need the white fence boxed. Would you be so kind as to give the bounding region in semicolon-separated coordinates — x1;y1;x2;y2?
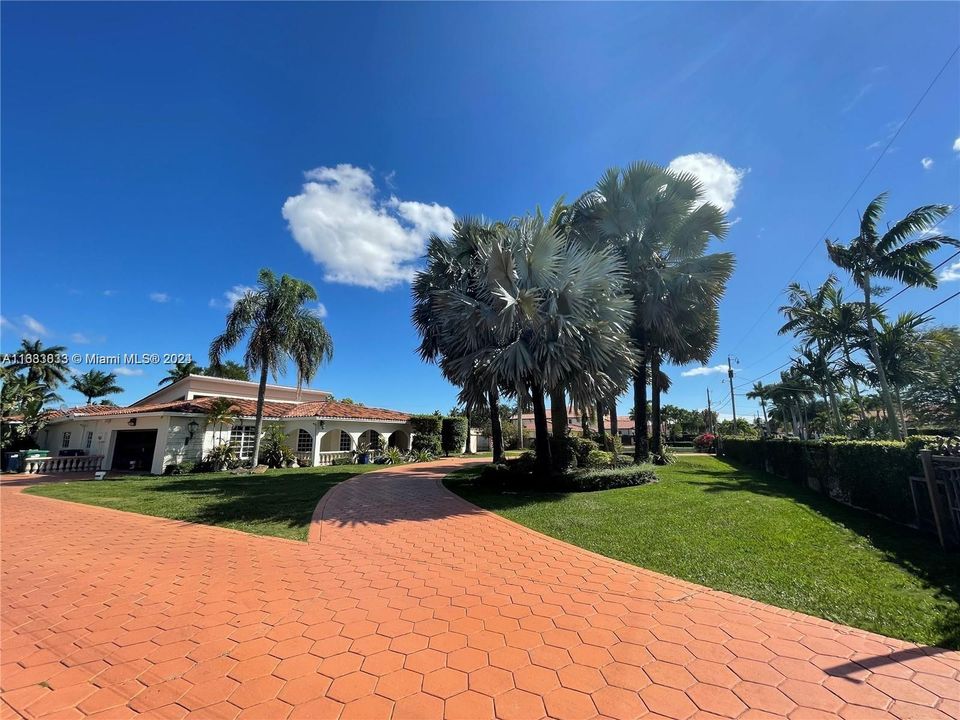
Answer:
23;455;104;474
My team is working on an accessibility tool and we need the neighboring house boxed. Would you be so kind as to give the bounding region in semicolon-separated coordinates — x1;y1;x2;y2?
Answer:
36;375;413;474
514;411;644;446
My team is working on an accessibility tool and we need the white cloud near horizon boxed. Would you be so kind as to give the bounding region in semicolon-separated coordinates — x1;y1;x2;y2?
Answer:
681;364;730;377
149;292;170;303
954;137;960;152
940;261;960;282
112;366;144;377
667;153;747;213
282;164;455;290
921;157;934;170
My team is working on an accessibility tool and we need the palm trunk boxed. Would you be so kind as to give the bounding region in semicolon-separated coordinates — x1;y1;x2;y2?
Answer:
489;390;504;462
633;350;649;463
464;404;473;455
651;349;662;457
249;363;269;467
863;277;902;439
595;400;606;445
530;384;552;473
580;411;590;439
894;385;908;438
550;388;568;441
842;340;868;421
609;398;619;437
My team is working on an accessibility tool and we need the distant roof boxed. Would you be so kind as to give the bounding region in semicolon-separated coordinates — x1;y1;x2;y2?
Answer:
45;396;410;423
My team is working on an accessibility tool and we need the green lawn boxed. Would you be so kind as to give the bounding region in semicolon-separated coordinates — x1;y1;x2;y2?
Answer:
25;465;377;541
445;454;960;649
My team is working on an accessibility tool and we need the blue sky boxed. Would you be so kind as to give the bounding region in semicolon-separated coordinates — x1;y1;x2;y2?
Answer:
2;2;958;419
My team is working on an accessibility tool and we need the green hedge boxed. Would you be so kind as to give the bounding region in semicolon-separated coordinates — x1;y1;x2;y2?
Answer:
441;417;468;456
720;436;939;524
410;414;443;435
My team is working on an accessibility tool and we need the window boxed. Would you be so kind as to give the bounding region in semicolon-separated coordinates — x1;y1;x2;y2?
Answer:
368;431;382;451
85;431;94;450
229;425;256;459
339;431;351;451
297;429;312;453
61;431;71;449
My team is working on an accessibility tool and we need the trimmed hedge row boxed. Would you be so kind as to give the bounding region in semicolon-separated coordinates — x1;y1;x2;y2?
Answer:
441;417;468;456
478;452;657;493
720;436;936;525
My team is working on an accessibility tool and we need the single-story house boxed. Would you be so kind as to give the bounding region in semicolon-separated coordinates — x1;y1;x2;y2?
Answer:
33;375;414;474
514;411;644;445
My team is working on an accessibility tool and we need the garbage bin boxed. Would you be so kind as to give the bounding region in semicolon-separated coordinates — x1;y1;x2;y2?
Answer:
4;452;20;472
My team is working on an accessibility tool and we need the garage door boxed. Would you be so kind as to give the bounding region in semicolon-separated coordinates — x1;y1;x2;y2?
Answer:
111;430;158;471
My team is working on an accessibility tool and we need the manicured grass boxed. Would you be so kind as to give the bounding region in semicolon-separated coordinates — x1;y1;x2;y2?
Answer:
25;465;378;541
445;454;960;649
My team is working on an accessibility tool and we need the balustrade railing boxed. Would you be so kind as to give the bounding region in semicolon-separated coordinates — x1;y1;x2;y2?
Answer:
22;455;104;474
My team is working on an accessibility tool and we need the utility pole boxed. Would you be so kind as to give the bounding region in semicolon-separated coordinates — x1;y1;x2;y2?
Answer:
727;355;738;426
706;388;713;434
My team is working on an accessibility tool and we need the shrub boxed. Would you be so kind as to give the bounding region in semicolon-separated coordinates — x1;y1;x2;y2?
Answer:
441;417;468;456
385;447;405;465
412;433;442;455
410;414;443;435
568;436;599;466
205;443;236;471
584;449;614;469
564;465;658;492
331;456;354;466
260;425;295;468
693;433;716;452
164;461;195;475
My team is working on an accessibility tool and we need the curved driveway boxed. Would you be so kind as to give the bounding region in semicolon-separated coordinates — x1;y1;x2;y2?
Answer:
2;458;957;719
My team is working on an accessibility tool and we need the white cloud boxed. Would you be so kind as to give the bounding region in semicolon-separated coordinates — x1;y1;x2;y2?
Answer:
20;315;48;338
112;366;144;377
282;164;455;290
149;292;170;303
102;290;117;297
312;303;328;319
681;364;730;377
210;285;255;309
940;261;960;282
0;315;12;329
667;153;747;213
921;157;934;170
954;137;960;152
71;333;91;344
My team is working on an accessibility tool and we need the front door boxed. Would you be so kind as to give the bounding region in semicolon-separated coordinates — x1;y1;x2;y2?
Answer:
111;430;158;471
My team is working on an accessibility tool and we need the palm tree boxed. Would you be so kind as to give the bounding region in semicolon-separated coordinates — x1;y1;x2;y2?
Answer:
872;311;931;436
822;283;869;421
205;397;239;446
70;370;123;404
826;194;957;438
203;360;250;381
158;360;203;387
746;382;769;430
568;163;733;462
209;269;333;466
11;339;70;387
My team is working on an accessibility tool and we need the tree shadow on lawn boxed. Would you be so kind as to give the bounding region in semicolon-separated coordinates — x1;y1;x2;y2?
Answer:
150;469;361;536
683;457;960;649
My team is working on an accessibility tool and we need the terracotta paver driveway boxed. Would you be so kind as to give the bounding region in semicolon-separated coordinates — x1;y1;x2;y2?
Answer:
2;459;957;720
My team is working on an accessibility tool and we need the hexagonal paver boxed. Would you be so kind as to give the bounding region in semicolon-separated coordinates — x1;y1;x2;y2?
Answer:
3;458;958;720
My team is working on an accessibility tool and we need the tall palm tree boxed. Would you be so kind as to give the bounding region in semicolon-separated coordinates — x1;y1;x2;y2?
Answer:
70;370;123;404
11;339;70;387
568;163;733;462
826;193;956;438
872;311;931;437
210;269;334;466
746;382;769;429
158;360;203;387
822;283;869;421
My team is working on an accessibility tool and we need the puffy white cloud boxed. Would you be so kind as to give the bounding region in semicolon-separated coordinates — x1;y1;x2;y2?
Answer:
112;366;144;377
921;157;934;170
282;164;455;290
667;153;747;213
681;364;730;377
20;315;48;338
312;303;328;319
149;292;170;303
210;285;255;309
954;137;960;152
940;261;960;282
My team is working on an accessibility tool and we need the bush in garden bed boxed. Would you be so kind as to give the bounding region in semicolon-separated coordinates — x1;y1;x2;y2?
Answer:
477;452;657;493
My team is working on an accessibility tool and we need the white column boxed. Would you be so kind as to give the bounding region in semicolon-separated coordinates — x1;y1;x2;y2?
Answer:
313;430;326;466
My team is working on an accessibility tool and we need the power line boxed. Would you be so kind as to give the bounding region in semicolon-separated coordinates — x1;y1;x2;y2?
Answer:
729;44;960;355
877;246;960;310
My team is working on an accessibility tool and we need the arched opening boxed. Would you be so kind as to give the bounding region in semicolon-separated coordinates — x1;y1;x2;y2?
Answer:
296;429;313;454
320;430;352;452
359;430;383;453
388;430;409;450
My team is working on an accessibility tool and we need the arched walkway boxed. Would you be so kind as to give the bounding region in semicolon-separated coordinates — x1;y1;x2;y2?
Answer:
387;429;409;450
